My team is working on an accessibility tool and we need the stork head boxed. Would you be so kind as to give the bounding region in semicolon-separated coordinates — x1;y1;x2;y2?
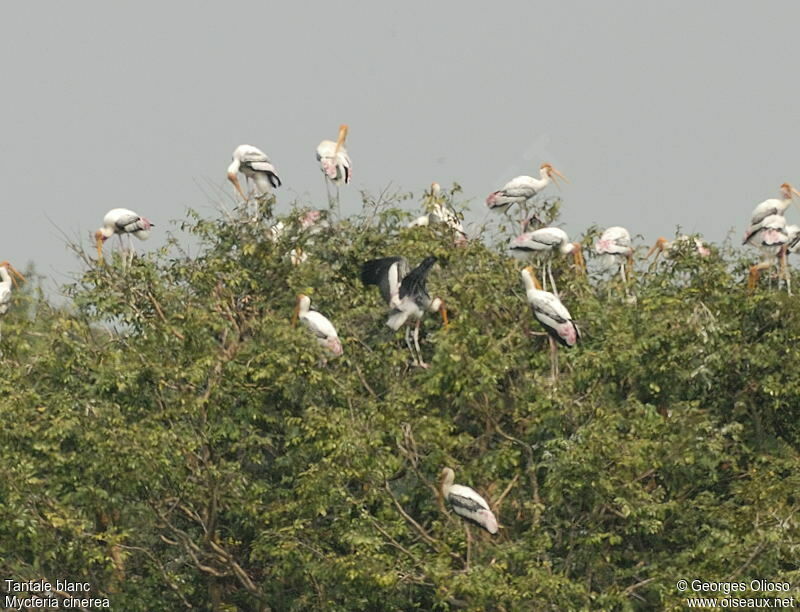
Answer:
541;162;568;186
0;261;25;286
430;297;448;327
780;182;800;200
292;294;311;326
439;467;455;492
94;228;113;262
227;164;247;202
570;242;586;272
647;237;670;259
522;266;542;290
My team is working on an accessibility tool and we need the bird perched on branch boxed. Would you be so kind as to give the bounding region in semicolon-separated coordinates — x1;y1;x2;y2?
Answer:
0;261;25;315
646;235;710;261
521;266;579;381
409;183;467;243
744;214;792;292
227;144;282;204
316;124;352;186
94;208;154;264
748;183;800;226
361;255;448;367
292;294;343;356
595;226;634;286
486;163;566;213
440;467;498;535
510;227;584;296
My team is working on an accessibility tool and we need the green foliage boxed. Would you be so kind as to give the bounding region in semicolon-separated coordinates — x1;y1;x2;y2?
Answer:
0;191;798;610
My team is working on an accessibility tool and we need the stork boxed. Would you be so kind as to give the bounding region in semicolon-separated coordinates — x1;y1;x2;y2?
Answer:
521;266;580;381
94;208;154;265
440;467;498;535
647;235;710;261
408;183;467;244
227;145;281;219
292;294;343;356
595;226;634;287
0;262;25;315
486;163;567;214
749;183;800;225
509;227;584;296
744;214;792;292
317;124;352;210
361;255;448;368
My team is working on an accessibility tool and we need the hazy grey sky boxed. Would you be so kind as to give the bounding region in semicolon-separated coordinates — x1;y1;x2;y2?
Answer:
3;2;799;291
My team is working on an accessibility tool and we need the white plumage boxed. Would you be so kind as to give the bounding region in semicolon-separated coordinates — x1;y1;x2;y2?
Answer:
647;235;710;260
227;144;281;204
748;183;800;225
409;183;467;242
510;227;584;295
440;467;498;535
316;124;352;185
486;163;566;212
595;226;634;284
0;262;24;315
94;208;154;263
744;214;793;292
293;294;343;356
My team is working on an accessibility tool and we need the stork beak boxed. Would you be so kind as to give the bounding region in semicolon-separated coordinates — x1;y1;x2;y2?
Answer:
549;166;569;187
291;300;300;327
227;171;248;202
7;264;25;286
627;251;635;270
525;266;542;290
94;232;105;264
439;301;449;327
646;237;668;259
335;124;349;154
792;187;800;198
572;243;585;273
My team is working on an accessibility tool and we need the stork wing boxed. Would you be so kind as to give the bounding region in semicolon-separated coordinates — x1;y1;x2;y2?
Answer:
399;256;436;300
361;257;409;305
114;213;144;232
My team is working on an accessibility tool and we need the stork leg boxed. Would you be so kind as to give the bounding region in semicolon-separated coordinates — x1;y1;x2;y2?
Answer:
413;320;428;368
464;523;472;571
548;260;559;298
548;335;558;383
784;250;792;296
335;185;341;218
404;326;418;366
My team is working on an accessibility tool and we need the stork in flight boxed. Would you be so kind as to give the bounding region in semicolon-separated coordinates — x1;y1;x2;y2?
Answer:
486;163;567;217
509;227;584;296
94;208;154;265
227;145;282;219
316;124;352;211
361;255;448;368
521;266;580;381
292;294;343;356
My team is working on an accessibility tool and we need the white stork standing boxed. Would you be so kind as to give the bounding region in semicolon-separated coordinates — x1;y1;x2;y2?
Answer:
595;226;634;287
317;124;352;210
744;214;792;292
292;294;343;356
0;262;25;315
409;183;467;244
486;163;567;214
748;183;800;225
646;235;710;261
361;255;448;368
440;467;498;536
227;145;282;218
509;227;584;296
94;208;154;265
521;266;580;381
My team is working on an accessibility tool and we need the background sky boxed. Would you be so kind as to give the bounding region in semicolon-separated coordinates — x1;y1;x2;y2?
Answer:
2;1;799;294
